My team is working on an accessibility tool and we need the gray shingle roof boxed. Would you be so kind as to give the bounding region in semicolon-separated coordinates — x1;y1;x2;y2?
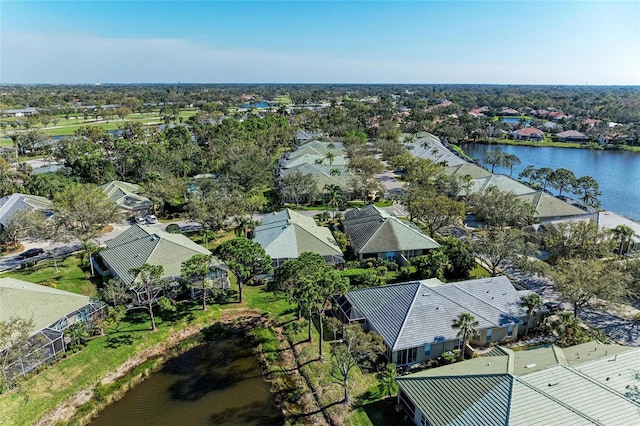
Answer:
100;181;153;213
343;205;439;255
346;277;528;351
99;224;211;285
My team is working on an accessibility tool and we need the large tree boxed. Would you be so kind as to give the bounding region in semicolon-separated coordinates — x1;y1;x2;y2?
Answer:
571;175;601;208
472;186;534;228
543;220;615;264
181;254;217;311
215;238;273;303
279;171;318;207
0;317;35;390
549;168;577;197
408;194;465;237
451;312;479;359
129;264;165;331
471;227;531;276
52;183;122;275
551;259;629;318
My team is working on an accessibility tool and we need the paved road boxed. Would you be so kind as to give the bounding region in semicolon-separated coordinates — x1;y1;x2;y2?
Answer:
502;262;640;347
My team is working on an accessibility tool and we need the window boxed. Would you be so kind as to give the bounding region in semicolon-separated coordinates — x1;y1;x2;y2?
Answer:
398;347;418;365
420;414;432;426
424;344;431;357
507;324;514;337
486;329;492;342
454;340;462;350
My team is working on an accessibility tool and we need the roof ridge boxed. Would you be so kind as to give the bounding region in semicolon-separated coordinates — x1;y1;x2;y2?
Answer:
393;283;427;350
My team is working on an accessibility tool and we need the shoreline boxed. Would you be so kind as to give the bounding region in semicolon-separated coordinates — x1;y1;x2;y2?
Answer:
458;139;640;152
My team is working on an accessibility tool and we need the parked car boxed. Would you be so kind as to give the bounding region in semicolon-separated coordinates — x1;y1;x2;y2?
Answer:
544;301;563;313
134;216;146;225
145;214;158;224
18;248;45;259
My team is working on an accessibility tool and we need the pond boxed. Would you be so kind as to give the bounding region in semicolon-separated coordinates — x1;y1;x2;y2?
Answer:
459;142;640;221
90;338;283;426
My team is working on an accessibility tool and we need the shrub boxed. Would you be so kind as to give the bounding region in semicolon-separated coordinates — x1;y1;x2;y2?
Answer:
165;223;181;233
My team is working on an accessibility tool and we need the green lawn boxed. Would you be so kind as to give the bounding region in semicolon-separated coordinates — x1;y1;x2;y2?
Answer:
1;255;99;296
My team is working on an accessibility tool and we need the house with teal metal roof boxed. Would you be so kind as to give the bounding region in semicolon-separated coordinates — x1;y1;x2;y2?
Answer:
397;343;640;425
253;209;343;268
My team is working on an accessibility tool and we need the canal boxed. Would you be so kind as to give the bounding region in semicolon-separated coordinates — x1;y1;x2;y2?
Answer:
90;337;283;426
459;143;640;221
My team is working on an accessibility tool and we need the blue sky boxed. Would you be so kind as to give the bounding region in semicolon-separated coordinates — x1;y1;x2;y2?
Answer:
1;1;639;84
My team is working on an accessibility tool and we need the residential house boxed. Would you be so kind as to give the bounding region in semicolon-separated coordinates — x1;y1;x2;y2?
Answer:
100;180;154;219
295;130;325;144
516;190;588;222
342;204;439;262
335;276;535;365
555;130;588;142
405;133;467;167
513;127;544;141
97;224;228;303
499;108;519;116
0;277;106;382
397;342;640;426
467;175;533;196
253;209;344;268
0;193;53;233
3;107;37;117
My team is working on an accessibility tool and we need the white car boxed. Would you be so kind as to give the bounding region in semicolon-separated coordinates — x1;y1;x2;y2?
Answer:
134;216;146;225
145;214;158;224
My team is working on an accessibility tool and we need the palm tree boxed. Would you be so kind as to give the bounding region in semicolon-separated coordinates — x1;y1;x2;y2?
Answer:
520;293;543;335
329;168;341;176
377;363;397;398
323;184;343;218
451;312;479;359
324;151;336;165
613;224;636;256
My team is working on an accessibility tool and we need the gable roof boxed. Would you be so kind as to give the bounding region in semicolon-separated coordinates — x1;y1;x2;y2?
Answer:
405;133;467;166
556;130;587;139
99;224;211;285
469;175;533;196
0;193;52;227
398;344;640;425
516;190;587;220
282;163;351;191
100;180;153;213
346;276;528;351
0;277;95;336
445;163;492;179
515;127;544;137
343;205;439;255
253;209;343;260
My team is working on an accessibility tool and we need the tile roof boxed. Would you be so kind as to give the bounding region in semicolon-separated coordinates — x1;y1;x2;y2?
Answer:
99;224;211;285
346;276;529;351
556;130;587;138
253;209;343;260
515;127;544;137
343;205;439;256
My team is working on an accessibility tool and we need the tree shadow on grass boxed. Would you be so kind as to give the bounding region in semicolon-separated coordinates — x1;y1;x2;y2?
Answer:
104;333;135;349
358;397;413;426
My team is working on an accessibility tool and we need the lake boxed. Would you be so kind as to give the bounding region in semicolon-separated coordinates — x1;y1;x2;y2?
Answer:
90;338;283;426
459;143;640;221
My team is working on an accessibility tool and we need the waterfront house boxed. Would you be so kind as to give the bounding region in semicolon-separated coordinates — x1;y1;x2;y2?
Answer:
335;276;535;365
397;343;640;426
555;130;588;142
513;127;544;141
0;277;106;382
342;204;439;262
3;107;37;117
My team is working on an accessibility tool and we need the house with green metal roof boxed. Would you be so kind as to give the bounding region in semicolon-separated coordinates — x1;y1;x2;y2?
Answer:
253;209;344;268
335;276;535;366
0;277;106;383
516;190;588;221
97;223;227;288
342;204;439;262
397;343;640;425
100;180;153;219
